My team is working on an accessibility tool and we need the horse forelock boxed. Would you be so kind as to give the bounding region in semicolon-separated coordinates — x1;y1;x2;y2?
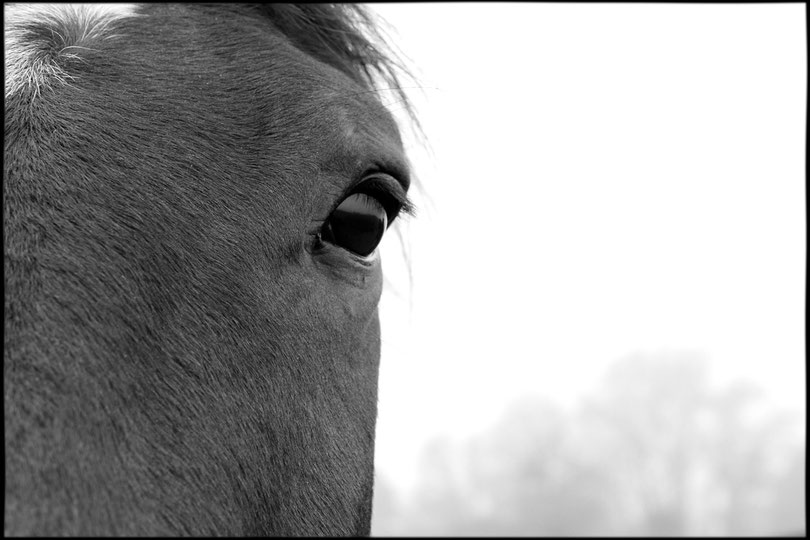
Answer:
254;3;420;134
4;3;142;98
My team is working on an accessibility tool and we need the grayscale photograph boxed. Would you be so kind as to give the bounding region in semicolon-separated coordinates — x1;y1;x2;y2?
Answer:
4;2;805;537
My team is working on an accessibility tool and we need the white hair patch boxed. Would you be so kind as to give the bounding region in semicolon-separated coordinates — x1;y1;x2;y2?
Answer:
4;3;141;98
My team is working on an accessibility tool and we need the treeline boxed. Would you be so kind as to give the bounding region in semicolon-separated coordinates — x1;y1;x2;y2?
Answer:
372;353;805;536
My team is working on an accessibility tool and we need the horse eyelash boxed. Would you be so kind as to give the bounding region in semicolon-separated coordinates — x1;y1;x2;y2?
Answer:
354;174;415;222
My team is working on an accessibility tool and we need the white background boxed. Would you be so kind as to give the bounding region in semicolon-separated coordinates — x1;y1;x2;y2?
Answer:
368;2;805;502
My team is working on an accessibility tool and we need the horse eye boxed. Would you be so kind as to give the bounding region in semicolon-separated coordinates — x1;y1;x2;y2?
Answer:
320;193;388;257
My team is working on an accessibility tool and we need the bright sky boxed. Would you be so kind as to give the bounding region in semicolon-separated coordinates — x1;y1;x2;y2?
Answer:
369;4;806;493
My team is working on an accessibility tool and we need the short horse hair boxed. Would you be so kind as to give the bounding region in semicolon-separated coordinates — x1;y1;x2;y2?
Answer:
5;3;417;126
5;3;420;535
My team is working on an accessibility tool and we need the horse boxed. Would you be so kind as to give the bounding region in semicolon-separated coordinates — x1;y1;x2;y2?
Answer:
4;3;415;535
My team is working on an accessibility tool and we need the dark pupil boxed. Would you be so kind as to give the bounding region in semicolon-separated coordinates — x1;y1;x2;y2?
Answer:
321;193;388;257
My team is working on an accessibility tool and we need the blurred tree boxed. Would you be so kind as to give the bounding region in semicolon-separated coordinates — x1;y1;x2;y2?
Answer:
580;352;802;536
580;352;711;535
405;435;479;535
762;444;805;535
463;396;612;535
380;352;804;536
371;473;405;536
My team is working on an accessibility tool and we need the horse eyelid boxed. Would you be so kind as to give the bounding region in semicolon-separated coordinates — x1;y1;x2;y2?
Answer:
356;173;415;221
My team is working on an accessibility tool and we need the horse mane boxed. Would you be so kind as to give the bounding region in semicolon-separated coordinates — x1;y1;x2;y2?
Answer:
254;3;420;131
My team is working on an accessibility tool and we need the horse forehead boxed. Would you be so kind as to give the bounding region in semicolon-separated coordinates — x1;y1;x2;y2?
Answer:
316;89;403;150
4;3;142;98
4;3;403;144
